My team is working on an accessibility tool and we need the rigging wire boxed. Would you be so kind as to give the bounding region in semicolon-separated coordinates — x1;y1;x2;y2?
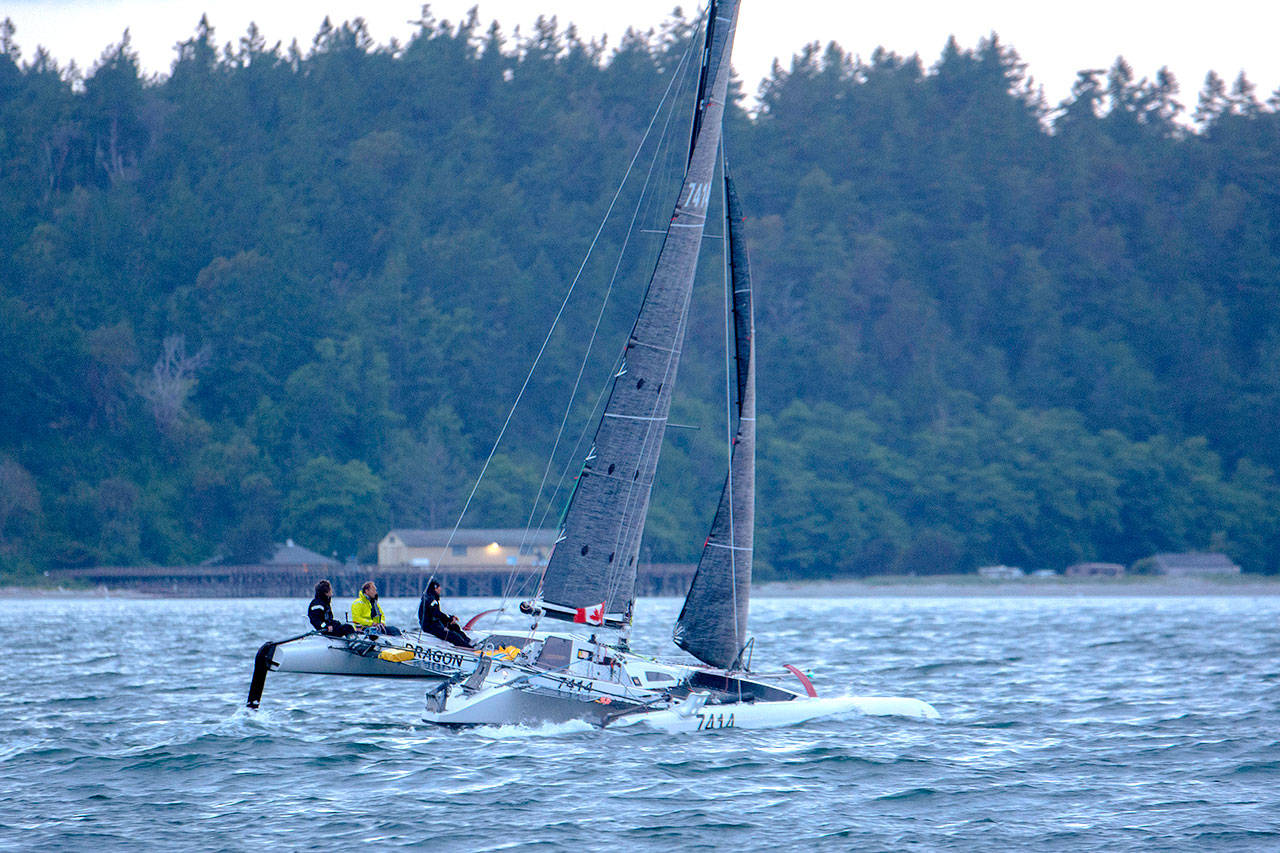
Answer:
523;31;704;562
531;5;716;634
500;22;707;619
433;10;706;615
510;25;705;611
511;23;702;579
593;11;720;633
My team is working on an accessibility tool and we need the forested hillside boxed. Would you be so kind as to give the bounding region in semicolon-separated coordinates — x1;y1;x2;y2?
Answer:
3;11;1279;580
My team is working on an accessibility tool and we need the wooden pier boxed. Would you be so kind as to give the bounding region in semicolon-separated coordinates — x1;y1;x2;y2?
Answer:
47;562;696;599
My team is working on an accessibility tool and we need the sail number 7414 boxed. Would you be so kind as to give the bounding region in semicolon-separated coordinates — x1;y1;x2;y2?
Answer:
694;712;734;731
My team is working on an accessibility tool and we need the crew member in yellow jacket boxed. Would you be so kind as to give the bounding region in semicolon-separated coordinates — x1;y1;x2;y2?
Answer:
351;581;401;635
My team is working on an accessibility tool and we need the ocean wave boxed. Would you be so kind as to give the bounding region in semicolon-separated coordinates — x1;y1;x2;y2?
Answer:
6;596;1280;850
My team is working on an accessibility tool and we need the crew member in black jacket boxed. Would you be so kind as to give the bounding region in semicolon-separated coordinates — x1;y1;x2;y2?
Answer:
418;580;474;647
308;579;355;636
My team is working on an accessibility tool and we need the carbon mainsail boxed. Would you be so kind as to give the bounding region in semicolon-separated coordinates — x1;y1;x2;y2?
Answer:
538;0;741;626
674;172;755;668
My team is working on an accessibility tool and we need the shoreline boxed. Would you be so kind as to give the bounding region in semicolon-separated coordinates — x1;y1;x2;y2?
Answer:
753;574;1280;598
0;585;161;599
5;574;1280;599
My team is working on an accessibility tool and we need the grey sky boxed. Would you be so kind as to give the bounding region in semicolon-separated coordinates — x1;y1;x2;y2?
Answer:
4;1;1276;110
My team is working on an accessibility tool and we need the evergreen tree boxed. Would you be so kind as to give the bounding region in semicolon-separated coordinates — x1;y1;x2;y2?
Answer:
2;15;1280;580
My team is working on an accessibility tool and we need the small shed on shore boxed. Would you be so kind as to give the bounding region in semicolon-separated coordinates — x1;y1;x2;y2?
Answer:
1065;562;1125;578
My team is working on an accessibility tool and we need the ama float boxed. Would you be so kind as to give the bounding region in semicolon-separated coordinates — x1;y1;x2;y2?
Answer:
418;0;939;731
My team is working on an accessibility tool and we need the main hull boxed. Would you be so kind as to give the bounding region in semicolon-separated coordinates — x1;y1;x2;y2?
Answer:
423;680;630;728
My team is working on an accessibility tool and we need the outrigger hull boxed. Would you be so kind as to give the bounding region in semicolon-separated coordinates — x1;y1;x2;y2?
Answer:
423;678;940;731
269;633;468;678
247;630;481;708
609;695;941;732
416;631;936;730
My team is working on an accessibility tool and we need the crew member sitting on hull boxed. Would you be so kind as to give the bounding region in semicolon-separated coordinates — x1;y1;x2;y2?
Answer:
308;579;355;637
351;581;401;636
418;579;474;647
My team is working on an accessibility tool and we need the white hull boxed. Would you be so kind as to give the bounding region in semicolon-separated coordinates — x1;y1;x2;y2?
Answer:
418;631;940;730
610;695;940;732
424;680;628;728
270;632;471;679
425;680;940;731
248;629;498;708
422;651;658;727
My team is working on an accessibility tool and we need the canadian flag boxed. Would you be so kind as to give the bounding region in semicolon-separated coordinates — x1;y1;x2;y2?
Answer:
574;602;605;625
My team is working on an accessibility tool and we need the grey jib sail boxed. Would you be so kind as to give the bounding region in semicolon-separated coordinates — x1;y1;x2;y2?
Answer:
538;0;741;625
673;172;755;669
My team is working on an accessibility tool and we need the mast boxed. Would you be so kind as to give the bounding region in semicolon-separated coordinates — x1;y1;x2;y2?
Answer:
536;0;741;628
673;169;754;669
687;0;722;166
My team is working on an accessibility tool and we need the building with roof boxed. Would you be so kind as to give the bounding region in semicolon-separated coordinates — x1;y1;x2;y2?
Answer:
378;528;559;569
1150;553;1242;576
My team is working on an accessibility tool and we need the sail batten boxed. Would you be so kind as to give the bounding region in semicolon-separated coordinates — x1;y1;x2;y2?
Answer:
674;171;755;669
538;0;741;624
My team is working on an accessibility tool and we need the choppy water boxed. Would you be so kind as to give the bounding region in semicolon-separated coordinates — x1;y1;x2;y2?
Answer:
2;595;1279;850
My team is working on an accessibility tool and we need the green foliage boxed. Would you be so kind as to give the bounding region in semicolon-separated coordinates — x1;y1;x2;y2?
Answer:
2;13;1280;582
282;456;386;562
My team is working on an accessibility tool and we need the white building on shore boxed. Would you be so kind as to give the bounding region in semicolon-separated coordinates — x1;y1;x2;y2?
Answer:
377;529;558;569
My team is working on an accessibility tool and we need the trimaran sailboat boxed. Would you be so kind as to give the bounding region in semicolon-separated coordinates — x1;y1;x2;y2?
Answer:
415;0;939;730
246;0;937;729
